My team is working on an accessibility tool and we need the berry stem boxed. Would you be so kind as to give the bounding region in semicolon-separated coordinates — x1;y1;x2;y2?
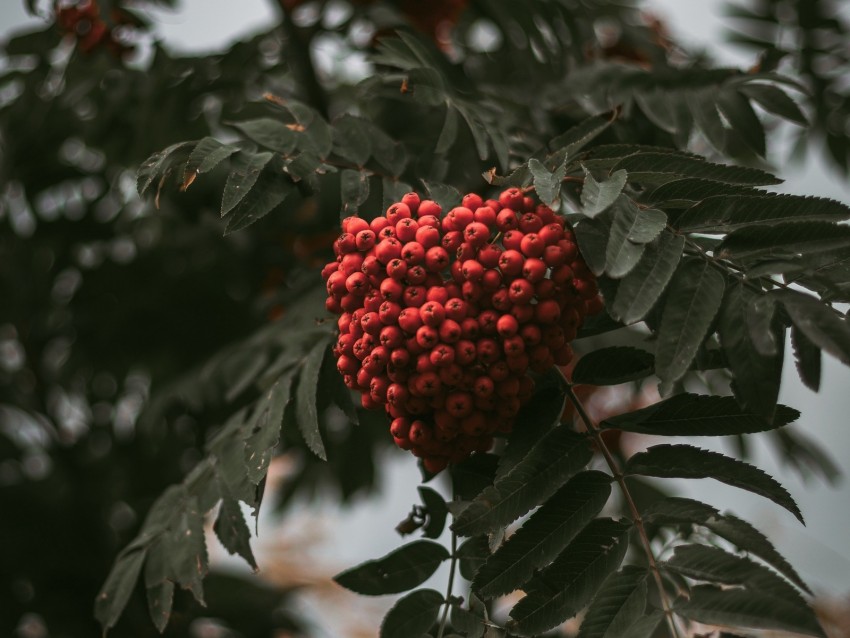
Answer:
436;526;459;638
558;370;683;638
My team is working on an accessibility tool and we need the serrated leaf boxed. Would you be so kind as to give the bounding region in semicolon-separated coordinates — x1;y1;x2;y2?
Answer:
231;118;298;154
655;259;726;384
549;112;614;159
379;589;444;638
581;168;627;218
792;324;822;391
295;340;329;460
605;196;649;278
213;494;257;570
719;284;784;421
137;142;195;196
244;373;293;484
507;518;631;636
718;88;766;156
675;586;825;637
422;180;461;210
610;232;684;324
221;152;274;217
528;157;566;206
738;82;807;126
165;494;208;602
602;394;798;436
642;496;810;593
334;541;449;596
626;444;803;523
333;114;373;166
184;137;239;183
435;106;459;154
718;221;850;261
774;290;850;366
418;487;448;539
572;347;654;386
612;153;780;185
224;167;293;235
473;471;612;598
648;178;757;203
340;168;370;213
94;548;147;632
495;387;565;481
574;217;610;277
618;611;664;638
452;427;592;537
676;194;850;232
457;536;490;581
576;567;648;638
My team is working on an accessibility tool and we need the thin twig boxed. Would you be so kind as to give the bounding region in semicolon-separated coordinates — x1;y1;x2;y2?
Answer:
558;369;683;638
436;528;459;638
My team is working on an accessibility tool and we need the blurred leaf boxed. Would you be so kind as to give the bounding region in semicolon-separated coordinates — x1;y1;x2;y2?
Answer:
213;492;257;571
418;487;448;539
774;290;850;366
572;347;655;386
333;114;373;166
295;340;329;460
717;88;766;156
94;548;147;633
422;180;462;210
340;168;371;213
457;536;490;581
334;541;449;596
380;589;444;638
739;83;807;126
791;324;821;391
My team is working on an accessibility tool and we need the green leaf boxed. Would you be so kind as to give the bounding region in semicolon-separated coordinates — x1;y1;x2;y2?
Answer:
687;89;727;152
333;114;373;166
574;217;610;276
675;586;825;637
418;486;448;539
451;598;486;638
184;137;240;179
435;106;459;154
137;141;195;196
618;611;664;638
718;221;850;261
717;88;766;156
610;231;684;324
495;387;565;480
738;83;807;126
230;118;298;154
676;194;850;232
379;589;444;638
528;157;567;207
94;548;147;633
145;580;174;634
422;180;462;211
655;259;726;384
571;347;655;386
334;540;449;596
244;372;293;484
642;496;810;593
223;166;293;235
295;340;329;460
340;168;371;213
165;494;209;602
221;152;274;217
648;178;756;203
581;168;627;218
625;444;803;523
457;536;490;581
452;427;592;537
507;518;631;636
549;112;615;159
792;324;822;391
601;394;798;436
719;284;784;421
576;567;648;638
605;196;667;278
382;178;414;213
774;290;850;366
472;471;612;599
612;153;780;185
213;493;257;570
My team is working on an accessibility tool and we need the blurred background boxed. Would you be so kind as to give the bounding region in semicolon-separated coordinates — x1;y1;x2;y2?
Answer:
2;1;850;637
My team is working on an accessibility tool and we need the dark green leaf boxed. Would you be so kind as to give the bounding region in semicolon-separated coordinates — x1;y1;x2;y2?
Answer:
717;88;766;156
452;427;592;536
295;340;329;460
648;178;756;203
244;373;293;484
94;548;147;632
231;118;298;154
574;217;610;276
184;137;240;179
605;196;654;278
576;567;648;638
718;221;850;261
379;589;444;638
549;113;614;159
792;324;822;391
687;89;727;152
774;290;850;366
137;142;194;196
571;347;655;386
495;387;565;480
738;83;807;126
675;586;825;637
618;611;664;638
224;167;293;235
451;453;499;502
457;536;490;581
507;518;631;636
165;495;208;602
334;540;449;596
340;168;371;213
642;497;810;593
626;444;803;523
676;194;850;232
418;487;448;539
472;471;612;598
528;157;567;207
213;494;257;570
719;284;784;421
655;259;726;384
145;580;174;634
581;168;627;218
435;106;459;154
610;232;684;324
601;394;798;436
221;152;274;217
333;114;373;166
612;153;780;185
422;180;462;211
382;178;414;212
451;599;486;638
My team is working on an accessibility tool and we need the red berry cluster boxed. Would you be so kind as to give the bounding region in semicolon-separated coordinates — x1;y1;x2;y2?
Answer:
322;188;602;473
56;1;135;57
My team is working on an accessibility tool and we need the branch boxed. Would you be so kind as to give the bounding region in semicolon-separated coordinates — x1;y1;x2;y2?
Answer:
558;370;683;638
436;525;458;638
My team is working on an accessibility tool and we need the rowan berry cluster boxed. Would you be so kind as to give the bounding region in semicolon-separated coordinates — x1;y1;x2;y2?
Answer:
56;0;134;57
323;188;602;473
